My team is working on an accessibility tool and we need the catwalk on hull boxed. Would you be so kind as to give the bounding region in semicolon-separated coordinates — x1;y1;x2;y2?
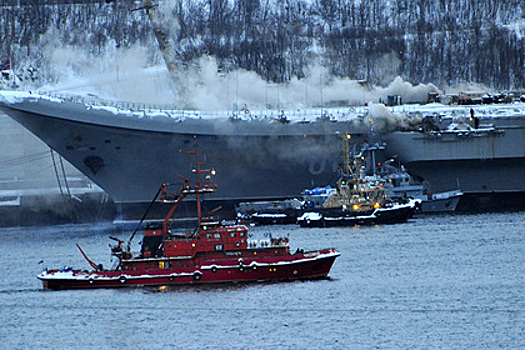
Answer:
0;91;367;219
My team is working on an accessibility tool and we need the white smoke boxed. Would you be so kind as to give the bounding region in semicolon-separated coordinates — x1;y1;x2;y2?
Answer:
443;81;492;95
24;27;441;111
34;33;178;105
368;102;422;132
178;59;440;110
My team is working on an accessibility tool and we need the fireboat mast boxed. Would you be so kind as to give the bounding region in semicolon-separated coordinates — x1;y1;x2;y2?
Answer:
183;137;216;228
159;137;217;235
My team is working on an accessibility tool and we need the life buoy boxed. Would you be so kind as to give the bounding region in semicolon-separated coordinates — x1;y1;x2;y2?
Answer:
88;278;94;284
193;272;202;280
252;265;257;270
211;266;218;273
244;109;250;115
119;276;127;284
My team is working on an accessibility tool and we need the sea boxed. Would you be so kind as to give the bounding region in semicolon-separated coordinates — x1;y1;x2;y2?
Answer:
1;212;523;350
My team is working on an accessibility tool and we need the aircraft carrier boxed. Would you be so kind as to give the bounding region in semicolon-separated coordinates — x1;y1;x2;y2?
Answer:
0;90;523;219
0;91;370;219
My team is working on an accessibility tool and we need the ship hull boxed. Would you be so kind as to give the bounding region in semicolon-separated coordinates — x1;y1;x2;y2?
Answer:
38;249;339;290
0;93;366;219
2;92;524;214
384;123;525;210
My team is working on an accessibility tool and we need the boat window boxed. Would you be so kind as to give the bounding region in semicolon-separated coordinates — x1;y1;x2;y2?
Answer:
214;233;221;239
159;261;170;269
230;233;236;238
239;232;245;237
214;244;224;251
206;234;212;239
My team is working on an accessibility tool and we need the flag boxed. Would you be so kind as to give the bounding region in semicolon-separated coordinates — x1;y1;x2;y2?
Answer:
0;60;11;71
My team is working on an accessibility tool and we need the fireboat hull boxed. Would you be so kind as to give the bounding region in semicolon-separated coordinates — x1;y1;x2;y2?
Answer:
38;249;339;290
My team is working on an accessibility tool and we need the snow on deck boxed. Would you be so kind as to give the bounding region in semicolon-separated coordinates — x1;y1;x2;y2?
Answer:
1;90;524;125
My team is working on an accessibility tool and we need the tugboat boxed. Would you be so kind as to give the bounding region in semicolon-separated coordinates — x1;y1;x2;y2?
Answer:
297;134;419;227
37;138;340;290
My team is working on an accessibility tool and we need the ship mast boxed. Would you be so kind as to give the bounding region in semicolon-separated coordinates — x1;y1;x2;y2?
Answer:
324;133;385;210
159;137;216;235
182;137;215;227
339;133;360;194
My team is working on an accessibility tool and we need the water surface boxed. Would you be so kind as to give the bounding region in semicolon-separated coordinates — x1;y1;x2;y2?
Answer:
1;212;523;349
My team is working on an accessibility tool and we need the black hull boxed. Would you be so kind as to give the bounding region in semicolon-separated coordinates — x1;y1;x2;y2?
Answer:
298;205;416;227
455;192;525;213
250;216;299;226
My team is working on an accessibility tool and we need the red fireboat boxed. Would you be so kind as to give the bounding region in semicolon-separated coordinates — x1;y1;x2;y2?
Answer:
38;138;340;290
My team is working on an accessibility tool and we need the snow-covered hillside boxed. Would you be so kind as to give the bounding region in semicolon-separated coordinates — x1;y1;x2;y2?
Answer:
1;0;523;101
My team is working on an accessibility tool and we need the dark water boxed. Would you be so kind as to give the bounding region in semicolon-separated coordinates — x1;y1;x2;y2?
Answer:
1;212;523;349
